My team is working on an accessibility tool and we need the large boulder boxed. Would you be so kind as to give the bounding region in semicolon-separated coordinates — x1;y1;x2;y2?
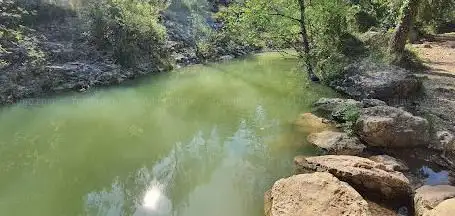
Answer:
369;155;409;172
307;131;365;155
367;201;399;216
293;113;337;134
313;98;388;122
294;155;411;201
265;172;371;216
414;185;455;216
425;198;455;216
361;99;387;108
331;61;422;101
355;106;430;148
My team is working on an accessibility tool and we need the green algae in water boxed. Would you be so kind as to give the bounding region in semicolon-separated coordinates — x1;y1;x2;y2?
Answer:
0;53;337;216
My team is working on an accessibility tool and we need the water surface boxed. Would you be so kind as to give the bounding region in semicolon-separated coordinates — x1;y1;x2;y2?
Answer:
0;53;336;216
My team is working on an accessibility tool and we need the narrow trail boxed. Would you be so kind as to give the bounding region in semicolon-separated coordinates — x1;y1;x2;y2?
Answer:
411;33;455;133
414;33;455;76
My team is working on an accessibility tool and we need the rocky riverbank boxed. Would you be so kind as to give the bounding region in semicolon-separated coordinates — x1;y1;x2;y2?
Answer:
0;2;254;105
265;61;455;216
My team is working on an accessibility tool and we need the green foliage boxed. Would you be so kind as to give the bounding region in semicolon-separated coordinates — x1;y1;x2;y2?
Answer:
348;0;402;31
306;0;356;82
165;0;254;61
219;0;356;82
417;0;455;34
218;0;299;49
0;0;45;68
351;0;455;34
84;0;170;69
334;103;361;136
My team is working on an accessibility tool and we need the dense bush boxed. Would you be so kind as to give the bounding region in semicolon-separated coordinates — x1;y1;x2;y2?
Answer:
348;0;401;31
349;0;455;34
306;0;357;82
83;0;171;69
0;0;45;69
417;0;455;34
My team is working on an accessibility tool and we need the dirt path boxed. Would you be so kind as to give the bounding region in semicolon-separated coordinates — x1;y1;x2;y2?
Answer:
411;33;455;134
414;33;455;76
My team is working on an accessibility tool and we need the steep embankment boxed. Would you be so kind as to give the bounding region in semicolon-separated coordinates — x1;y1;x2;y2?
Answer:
0;2;252;105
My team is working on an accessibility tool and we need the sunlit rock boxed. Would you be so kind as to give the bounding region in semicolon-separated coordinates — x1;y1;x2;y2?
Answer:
414;185;455;216
293;113;337;134
294;155;411;201
265;172;371;216
307;131;365;155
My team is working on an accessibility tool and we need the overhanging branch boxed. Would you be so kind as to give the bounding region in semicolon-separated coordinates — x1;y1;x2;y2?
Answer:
268;13;302;23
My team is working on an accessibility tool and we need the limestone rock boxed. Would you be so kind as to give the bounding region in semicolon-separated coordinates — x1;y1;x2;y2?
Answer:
294;155;411;200
331;61;422;101
425;198;455;216
307;131;365;155
414;185;455;216
361;99;387;108
265;172;371;216
369;155;409;172
433;131;455;151
313;98;362;119
355;106;430;148
293;113;337;134
367;201;401;216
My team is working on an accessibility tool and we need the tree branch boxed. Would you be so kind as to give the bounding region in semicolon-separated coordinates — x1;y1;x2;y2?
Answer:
268;13;302;23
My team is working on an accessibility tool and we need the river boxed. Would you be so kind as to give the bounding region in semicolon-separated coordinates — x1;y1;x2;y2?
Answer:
0;53;337;216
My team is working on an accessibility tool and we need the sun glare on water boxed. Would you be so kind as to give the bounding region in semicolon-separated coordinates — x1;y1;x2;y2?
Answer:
143;184;163;210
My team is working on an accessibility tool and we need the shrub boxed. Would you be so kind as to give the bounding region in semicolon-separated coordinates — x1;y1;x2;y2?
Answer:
83;0;171;69
417;0;455;34
333;103;361;136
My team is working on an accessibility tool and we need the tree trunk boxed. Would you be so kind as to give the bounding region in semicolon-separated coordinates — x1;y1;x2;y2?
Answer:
297;0;315;77
389;0;420;55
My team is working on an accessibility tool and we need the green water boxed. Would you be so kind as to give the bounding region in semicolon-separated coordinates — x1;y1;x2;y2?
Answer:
0;53;336;216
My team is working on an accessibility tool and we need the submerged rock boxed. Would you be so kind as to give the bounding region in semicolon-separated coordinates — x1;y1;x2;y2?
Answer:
293;113;337;134
369;155;409;172
294;155;411;201
307;131;365;155
355;106;430;148
414;185;455;216
331;61;422;101
265;172;370;216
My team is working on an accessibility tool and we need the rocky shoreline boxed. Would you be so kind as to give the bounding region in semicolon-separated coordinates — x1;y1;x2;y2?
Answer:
266;62;455;216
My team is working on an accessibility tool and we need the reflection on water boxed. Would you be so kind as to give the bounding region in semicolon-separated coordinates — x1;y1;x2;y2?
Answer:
85;105;286;216
420;166;450;185
135;180;172;216
0;53;338;216
85;179;124;216
142;181;165;209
